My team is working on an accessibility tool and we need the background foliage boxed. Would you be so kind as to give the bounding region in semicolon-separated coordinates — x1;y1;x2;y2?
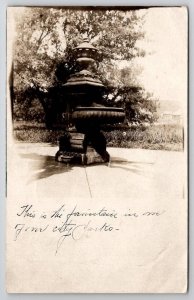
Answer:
12;7;159;128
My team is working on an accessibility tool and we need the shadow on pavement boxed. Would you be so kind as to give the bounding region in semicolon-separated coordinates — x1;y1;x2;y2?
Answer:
20;153;73;181
110;157;154;165
108;156;154;175
19;153;154;181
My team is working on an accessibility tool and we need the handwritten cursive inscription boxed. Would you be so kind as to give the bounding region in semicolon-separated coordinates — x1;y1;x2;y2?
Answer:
14;204;165;255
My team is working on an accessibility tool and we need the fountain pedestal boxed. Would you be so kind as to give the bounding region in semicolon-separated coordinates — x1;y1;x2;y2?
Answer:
55;38;125;165
55;128;109;165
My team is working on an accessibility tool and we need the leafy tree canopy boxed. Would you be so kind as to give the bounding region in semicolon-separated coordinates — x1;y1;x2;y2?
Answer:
12;7;158;126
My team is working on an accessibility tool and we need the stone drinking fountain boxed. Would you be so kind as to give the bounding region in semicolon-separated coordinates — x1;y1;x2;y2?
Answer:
55;38;125;164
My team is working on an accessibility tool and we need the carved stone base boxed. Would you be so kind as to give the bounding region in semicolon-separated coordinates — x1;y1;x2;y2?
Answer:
55;129;110;165
55;150;85;164
55;147;110;165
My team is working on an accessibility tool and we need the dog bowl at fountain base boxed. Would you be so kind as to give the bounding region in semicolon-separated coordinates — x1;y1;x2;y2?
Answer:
55;147;110;165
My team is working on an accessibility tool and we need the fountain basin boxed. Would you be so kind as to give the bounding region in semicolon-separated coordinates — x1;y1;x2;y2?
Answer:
72;106;125;125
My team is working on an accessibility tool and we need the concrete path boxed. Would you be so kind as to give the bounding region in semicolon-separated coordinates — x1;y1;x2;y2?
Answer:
8;143;185;201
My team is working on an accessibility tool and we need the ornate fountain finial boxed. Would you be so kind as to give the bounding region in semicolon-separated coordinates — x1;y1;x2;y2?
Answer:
82;37;89;43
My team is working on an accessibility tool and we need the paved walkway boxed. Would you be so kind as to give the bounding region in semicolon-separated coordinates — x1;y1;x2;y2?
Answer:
8;143;185;201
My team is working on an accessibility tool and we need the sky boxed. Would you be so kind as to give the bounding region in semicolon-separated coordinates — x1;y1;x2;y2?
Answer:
135;7;187;109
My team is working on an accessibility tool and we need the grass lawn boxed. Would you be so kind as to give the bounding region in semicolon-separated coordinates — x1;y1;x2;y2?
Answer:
13;122;184;151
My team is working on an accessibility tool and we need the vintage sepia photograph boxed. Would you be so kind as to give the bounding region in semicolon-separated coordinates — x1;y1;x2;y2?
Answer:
6;6;188;293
